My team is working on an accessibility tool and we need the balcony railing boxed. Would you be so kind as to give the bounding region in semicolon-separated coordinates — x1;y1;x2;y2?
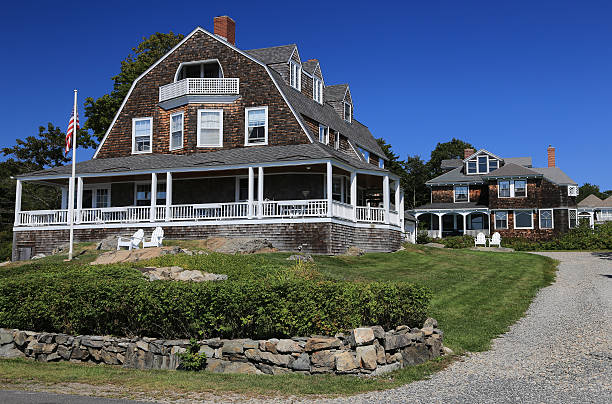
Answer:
159;78;240;102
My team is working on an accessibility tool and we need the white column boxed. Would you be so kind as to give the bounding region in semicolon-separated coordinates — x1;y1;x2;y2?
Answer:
165;172;172;221
438;213;443;238
257;167;264;219
150;172;157;222
76;177;83;223
14;179;22;225
453;214;457;230
68;177;75;225
350;171;357;222
248;167;254;219
400;189;405;229
326;162;333;217
394;180;400;225
463;213;467;235
383;175;390;224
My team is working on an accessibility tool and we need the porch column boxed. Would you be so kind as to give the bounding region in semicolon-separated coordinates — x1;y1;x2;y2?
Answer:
400;189;405;230
350;171;357;222
68;177;75;226
438;213;443;238
248;167;254;219
76;177;83;224
257;167;264;219
394;179;400;226
383;175;390;224
150;172;157;222
14;179;22;225
326;162;333;217
462;213;467;234
165;172;172;221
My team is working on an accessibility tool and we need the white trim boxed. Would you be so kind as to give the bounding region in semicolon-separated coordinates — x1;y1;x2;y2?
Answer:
494;210;508;230
462;149;503;163
197;109;223;147
497;180;511;198
513;209;534;229
131;117;153;154
568;208;578;228
289;60;302;91
453;185;470;203
313;76;323;104
245;106;269;146
173;59;224;82
169;111;184;151
497;179;527;198
343;101;352;123
539;208;554;229
334;132;340;150
318;124;329;145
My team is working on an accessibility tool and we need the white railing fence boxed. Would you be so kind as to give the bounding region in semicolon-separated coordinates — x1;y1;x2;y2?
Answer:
259;200;327;218
169;202;249;221
159;78;240;102
355;206;385;223
17;210;69;226
332;201;354;221
389;210;399;226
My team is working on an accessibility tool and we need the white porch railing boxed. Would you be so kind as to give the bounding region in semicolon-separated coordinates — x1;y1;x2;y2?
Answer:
355;206;385;223
332;201;354;221
78;207;151;224
596;210;612;221
169;202;249;221
17;210;69;226
159;78;240;102
259;200;327;218
389;210;399;226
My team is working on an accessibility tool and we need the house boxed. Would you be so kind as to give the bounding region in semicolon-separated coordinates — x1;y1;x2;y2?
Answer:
12;16;404;260
577;194;612;227
412;146;578;240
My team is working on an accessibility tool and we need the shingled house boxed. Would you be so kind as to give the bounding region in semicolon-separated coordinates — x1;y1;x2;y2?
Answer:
577;194;612;227
413;146;578;240
12;16;404;259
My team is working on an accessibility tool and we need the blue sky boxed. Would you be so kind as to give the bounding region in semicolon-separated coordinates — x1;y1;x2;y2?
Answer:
1;1;611;189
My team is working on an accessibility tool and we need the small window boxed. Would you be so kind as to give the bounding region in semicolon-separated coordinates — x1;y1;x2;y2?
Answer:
170;112;183;150
454;185;469;202
334;132;340;150
343;102;352;123
177;60;222;80
245;107;268;145
94;189;110;208
379;159;385;169
568;209;577;228
197;109;223;147
467;160;477;174
332;176;342;202
313;77;323;103
495;211;508;229
358;147;369;162
540;209;553;229
132;117;152;154
514;180;527;197
318;125;329;145
499;180;511;197
478;156;488;173
135;183;166;206
489;159;498;172
289;61;301;90
514;210;533;229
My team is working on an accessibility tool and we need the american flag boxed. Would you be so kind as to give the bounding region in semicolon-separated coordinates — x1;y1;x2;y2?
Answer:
65;107;79;155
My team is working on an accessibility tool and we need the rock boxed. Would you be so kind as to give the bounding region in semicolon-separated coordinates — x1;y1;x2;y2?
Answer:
222;341;243;356
356;345;377;370
205;338;223;348
244;348;261;362
259;351;291;367
96;235;119;251
335;351;359;372
242;340;258;350
57;345;72;360
31;253;46;260
386;352;403;364
210;237;275;254
425;335;443;358
423;317;438;328
288;353;310;371
205;358;259;374
443;346;454;356
55;334;72;346
70;348;89;361
176;270;205;282
46;352;61;362
0;343;25;358
374;340;386;364
310;350;335;368
401;344;431;366
286;254;314;263
100;350;119;365
424;242;445;249
13;331;27;347
351;328;375;346
276;339;302;353
81;337;104;349
91;247;184;265
383;334;411;350
136;341;149;351
198;345;215;359
88;347;102;361
0;329;14;345
396;325;409;332
304;337;341;352
259;340;278;353
26;342;56;355
371;325;385;340
370;361;402;376
345;246;365;256
139;266;227;282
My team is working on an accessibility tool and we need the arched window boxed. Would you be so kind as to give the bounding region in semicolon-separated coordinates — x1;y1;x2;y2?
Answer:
175;60;223;81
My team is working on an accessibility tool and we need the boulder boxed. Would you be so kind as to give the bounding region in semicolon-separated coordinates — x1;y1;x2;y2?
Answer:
350;328;375;346
370;361;402;376
356;345;377;370
96;236;120;251
13;331;27;347
259;351;291;367
275;339;302;353
286;254;314;263
259;340;278;353
208;237;275;254
91;247;183;265
0;329;14;345
374;340;386;364
45;352;62;362
345;246;365;256
383;334;411;350
443;346;454;356
304;337;341;352
310;350;335;368
0;343;24;358
31;253;46;260
288;353;310;371
80;337;104;349
423;317;438;328
57;345;72;360
221;340;243;356
371;325;385;340
206;358;259;374
335;351;359;372
401;344;431;366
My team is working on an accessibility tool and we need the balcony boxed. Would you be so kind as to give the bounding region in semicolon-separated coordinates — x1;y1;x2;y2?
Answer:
159;78;240;102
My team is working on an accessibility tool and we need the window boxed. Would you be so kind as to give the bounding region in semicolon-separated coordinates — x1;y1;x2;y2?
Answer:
332;176;342;202
132;117;152;154
495;211;508;229
318;125;329;145
170;112;183;150
514;180;527;197
313;77;323;103
454;185;469;202
568;209;577;228
343;102;351;123
177;60;222;80
379;159;385;169
289;61;301;90
238;177;258;201
94;189;110;208
489;159;498;172
478;156;487;173
197;109;223;147
498;180;511;197
334;132;340;150
135;183;166;206
358;147;369;162
245;107;268;145
514;210;534;229
467;160;477;174
540;209;553;229
568;185;579;197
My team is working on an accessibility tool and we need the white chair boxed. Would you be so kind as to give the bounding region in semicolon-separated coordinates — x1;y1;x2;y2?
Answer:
117;229;144;250
142;227;164;248
490;232;501;248
474;232;487;247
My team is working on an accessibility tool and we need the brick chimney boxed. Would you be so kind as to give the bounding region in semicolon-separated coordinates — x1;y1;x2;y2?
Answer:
214;16;235;45
464;148;475;159
547;145;556;167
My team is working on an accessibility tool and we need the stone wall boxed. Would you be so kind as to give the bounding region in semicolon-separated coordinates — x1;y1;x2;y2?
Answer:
0;319;445;375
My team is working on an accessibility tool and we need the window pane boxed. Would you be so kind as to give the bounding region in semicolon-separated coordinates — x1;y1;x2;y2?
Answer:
489;159;498;172
135;136;150;152
514;180;526;197
478;156;487;173
495;211;507;229
134;119;150;137
171;114;182;132
95;189;109;208
499;181;510;197
455;186;468;201
515;211;532;228
199;111;221;146
540;210;553;229
247;109;266;144
467;160;477;174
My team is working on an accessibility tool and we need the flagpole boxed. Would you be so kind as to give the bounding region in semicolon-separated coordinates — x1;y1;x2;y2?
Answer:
68;89;77;260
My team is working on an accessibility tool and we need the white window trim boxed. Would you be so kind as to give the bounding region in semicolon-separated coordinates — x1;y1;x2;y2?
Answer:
313;77;323;104
358;147;369;163
244;106;269;146
169;111;184;151
454;185;470;203
466;154;499;175
497;179;527;198
81;184;112;208
134;181;167;206
379;159;385;169
467;160;477;175
568;208;578;229
131;117;153;154
514;209;534;229
497;180;511;198
494;211;508;230
343;102;352;123
197;109;223;148
334;132;340;150
289;61;301;90
318;124;329;145
539;208;554;229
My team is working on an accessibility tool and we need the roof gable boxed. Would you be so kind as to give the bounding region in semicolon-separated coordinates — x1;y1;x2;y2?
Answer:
578;194;604;208
245;44;297;65
463;149;503;163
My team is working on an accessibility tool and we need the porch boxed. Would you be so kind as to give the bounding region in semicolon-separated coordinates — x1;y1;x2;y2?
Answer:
414;209;490;239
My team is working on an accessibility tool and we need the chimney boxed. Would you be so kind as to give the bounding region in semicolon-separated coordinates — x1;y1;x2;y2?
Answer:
547;145;555;167
214;16;235;45
464;148;475;159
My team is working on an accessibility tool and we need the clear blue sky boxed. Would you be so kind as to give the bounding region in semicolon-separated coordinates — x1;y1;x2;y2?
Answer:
1;1;610;189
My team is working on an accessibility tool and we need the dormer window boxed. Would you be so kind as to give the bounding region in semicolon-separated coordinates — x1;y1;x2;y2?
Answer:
318;125;329;145
176;60;222;80
466;153;499;174
467;160;477;174
478;156;487;173
379;159;385;169
358;146;369;162
313;77;323;103
289;61;301;90
489;158;499;172
343;102;352;123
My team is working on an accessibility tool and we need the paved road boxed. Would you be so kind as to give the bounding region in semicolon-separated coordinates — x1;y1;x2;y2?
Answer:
0;390;150;404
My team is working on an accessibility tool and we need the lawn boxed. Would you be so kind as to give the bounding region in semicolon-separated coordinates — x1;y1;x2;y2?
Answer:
0;243;557;398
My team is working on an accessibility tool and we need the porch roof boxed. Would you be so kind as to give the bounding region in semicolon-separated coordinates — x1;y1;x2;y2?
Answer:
17;143;388;180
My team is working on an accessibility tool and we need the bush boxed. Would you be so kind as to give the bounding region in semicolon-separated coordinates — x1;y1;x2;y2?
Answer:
177;338;207;371
0;264;431;340
417;232;433;244
439;235;475;249
502;222;612;251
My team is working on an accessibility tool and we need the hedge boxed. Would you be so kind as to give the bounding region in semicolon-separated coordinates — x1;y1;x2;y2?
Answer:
502;222;612;251
0;269;431;339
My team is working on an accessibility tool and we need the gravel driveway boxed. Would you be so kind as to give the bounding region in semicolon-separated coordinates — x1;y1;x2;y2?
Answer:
325;252;612;403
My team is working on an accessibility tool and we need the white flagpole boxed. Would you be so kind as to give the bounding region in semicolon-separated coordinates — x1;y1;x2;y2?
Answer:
68;90;77;260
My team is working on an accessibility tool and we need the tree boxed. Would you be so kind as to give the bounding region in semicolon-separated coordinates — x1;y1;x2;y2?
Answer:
84;32;184;142
427;138;476;178
403;155;430;209
577;183;610;203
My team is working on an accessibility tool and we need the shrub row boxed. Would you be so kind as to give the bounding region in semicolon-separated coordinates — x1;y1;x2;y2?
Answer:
0;270;431;340
439;235;475;249
502;222;612;251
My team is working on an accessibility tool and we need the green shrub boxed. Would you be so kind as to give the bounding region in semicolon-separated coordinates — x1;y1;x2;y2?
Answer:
417;232;432;244
0;264;431;340
439;235;475;249
177;338;207;371
502;222;612;251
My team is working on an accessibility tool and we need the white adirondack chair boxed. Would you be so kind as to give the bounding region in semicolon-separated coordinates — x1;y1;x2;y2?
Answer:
142;227;164;248
490;232;501;248
117;229;144;250
474;232;487;247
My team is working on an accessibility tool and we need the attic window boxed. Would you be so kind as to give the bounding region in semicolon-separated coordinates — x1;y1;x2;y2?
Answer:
176;60;222;80
466;154;496;174
318;125;329;145
358;147;369;162
289;61;301;90
313;77;323;103
343;102;352;123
